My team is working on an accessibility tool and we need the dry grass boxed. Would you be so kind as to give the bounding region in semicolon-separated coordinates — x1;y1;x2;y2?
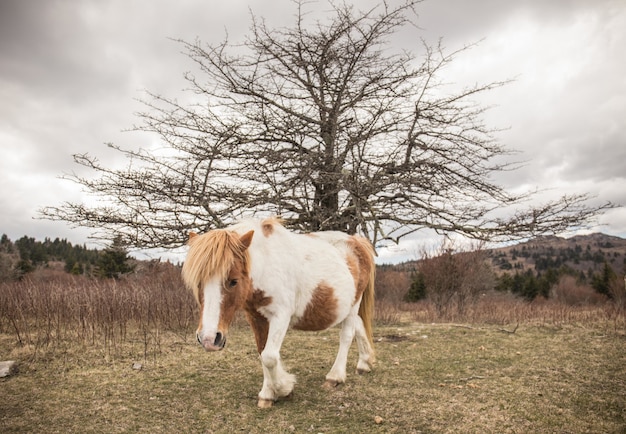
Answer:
0;264;194;359
405;291;626;330
1;322;625;433
1;268;625;432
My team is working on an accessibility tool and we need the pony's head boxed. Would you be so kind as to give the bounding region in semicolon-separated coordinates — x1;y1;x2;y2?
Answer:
182;229;254;351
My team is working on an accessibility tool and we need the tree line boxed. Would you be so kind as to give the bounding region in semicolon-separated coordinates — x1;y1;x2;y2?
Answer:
490;261;621;301
0;234;134;280
401;246;624;307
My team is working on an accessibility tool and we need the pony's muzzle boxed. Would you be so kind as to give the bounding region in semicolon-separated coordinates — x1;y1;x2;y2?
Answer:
197;331;227;351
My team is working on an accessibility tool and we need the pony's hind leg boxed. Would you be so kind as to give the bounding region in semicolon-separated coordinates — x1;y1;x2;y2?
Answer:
354;315;374;374
324;313;357;388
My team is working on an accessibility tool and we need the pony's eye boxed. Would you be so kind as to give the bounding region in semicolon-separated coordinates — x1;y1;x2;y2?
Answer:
228;279;238;288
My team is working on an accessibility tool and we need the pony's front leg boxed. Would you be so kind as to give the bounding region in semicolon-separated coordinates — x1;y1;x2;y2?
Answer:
257;316;295;408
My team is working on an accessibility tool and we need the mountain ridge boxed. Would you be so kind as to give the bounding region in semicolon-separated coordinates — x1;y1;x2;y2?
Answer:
488;232;626;277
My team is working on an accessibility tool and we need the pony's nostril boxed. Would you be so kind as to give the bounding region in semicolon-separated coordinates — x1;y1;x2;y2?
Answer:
214;332;226;348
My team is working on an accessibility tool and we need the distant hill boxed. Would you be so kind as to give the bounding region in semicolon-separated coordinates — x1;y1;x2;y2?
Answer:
375;232;626;303
488;233;626;277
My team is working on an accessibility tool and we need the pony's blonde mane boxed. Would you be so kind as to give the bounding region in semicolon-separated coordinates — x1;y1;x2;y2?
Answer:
182;229;250;303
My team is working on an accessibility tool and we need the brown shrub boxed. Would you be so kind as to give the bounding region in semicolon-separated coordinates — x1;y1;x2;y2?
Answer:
418;241;494;316
374;299;402;325
609;275;626;308
551;275;608;306
0;261;195;358
375;268;411;305
407;291;623;329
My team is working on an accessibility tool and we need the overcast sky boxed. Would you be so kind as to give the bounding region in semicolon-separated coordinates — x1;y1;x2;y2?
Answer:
1;0;625;263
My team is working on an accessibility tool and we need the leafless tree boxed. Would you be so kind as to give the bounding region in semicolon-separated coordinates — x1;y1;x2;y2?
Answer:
41;1;612;248
418;240;494;317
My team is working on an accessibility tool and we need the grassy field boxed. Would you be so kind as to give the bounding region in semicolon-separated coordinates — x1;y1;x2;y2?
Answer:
1;319;625;433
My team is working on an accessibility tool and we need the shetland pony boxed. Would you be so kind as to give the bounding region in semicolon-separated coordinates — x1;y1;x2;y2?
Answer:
182;217;376;408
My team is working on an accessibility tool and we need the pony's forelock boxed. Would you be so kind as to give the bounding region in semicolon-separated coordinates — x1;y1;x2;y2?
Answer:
182;229;250;303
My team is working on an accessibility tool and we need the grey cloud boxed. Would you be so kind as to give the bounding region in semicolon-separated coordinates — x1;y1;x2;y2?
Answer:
0;0;624;254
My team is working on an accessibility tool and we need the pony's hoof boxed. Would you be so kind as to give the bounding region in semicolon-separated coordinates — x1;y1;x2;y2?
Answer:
257;398;274;408
322;379;340;389
357;367;371;375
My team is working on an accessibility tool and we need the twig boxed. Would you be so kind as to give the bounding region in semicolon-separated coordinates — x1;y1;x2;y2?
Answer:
498;323;519;334
460;375;485;382
443;375;486;384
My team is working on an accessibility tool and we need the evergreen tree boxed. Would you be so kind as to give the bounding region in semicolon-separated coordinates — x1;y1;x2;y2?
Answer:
495;273;513;292
0;234;13;253
64;254;77;273
591;261;617;298
521;271;540;300
405;271;427;302
69;262;84;275
96;236;134;279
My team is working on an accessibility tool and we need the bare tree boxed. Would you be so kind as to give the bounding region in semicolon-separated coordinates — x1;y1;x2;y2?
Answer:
41;1;612;248
418;240;494;317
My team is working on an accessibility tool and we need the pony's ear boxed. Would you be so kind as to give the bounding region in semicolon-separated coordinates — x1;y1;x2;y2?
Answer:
239;230;254;250
188;232;198;241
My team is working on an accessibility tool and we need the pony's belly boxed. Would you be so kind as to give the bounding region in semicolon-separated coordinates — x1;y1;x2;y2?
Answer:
291;283;353;331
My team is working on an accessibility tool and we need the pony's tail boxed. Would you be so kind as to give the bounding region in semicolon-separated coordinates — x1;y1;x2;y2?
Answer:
357;238;376;361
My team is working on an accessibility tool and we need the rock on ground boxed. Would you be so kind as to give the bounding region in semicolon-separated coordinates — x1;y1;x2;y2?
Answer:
0;361;17;378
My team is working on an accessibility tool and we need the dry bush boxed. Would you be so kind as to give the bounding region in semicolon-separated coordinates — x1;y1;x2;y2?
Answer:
3;258;624;362
418;241;494;317
609;275;626;307
551;275;607;306
406;290;625;331
374;266;412;324
605;275;626;329
375;268;411;305
374;299;402;325
0;252;18;282
408;292;523;325
0;262;195;358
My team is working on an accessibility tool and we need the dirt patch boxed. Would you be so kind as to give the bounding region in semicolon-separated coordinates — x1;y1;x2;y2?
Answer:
377;333;411;343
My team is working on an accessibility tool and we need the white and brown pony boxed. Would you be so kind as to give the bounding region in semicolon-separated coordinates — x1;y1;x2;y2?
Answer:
181;217;376;408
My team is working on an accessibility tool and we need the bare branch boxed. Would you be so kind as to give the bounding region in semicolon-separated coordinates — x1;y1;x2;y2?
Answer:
40;0;615;248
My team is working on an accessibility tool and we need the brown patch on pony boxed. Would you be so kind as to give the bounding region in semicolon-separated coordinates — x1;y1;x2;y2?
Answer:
261;216;284;238
293;283;338;331
347;236;375;304
262;221;274;237
244;288;273;353
217;259;252;335
346;253;363;303
347;235;376;359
